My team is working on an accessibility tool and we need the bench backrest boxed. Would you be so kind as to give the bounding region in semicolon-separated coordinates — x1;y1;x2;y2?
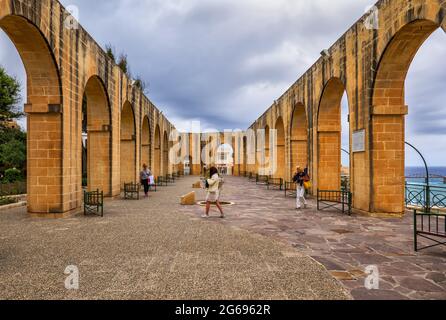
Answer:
84;190;103;205
124;183;139;192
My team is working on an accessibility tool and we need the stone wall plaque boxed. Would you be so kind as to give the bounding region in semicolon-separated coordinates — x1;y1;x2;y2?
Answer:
352;130;365;153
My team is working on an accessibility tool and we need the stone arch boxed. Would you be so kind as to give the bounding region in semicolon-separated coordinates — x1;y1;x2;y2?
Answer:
290;103;308;178
120;101;136;186
273;117;285;179
154;125;161;177
0;15;63;213
371;19;441;215
317;77;346;191
163;131;169;175
141;116;151;170
82;75;112;195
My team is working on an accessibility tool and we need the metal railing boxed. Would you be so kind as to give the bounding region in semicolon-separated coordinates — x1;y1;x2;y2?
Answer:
414;210;446;251
317;190;352;215
406;183;446;213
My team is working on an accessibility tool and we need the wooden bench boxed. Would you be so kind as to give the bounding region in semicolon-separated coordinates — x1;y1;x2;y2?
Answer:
248;172;256;182
157;176;168;187
414;209;446;252
124;183;140;200
256;175;269;186
267;178;283;190
84;189;104;217
284;181;297;198
165;174;175;184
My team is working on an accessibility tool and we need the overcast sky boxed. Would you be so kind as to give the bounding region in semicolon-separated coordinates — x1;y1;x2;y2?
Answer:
0;0;445;166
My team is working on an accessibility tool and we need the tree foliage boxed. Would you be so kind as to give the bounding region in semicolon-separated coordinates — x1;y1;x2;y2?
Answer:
0;65;22;121
0;138;26;171
105;43;116;62
118;54;129;75
0;66;26;181
3;168;22;183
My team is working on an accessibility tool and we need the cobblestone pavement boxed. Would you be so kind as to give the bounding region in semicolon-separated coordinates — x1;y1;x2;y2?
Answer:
180;176;446;300
0;176;349;300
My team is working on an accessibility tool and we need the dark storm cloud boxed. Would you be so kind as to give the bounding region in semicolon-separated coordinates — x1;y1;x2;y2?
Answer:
1;1;445;163
53;0;378;131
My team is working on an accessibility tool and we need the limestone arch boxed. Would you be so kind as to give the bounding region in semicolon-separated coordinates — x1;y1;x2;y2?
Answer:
290;103;308;178
82;75;112;195
120;101;136;186
0;15;63;213
273;117;286;180
141;116;152;170
317;77;347;191
371;19;442;215
154;125;161;177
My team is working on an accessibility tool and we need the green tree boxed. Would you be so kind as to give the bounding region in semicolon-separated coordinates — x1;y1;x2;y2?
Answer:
105;43;116;62
118;54;129;75
0;65;22;121
0;139;26;172
3;168;22;183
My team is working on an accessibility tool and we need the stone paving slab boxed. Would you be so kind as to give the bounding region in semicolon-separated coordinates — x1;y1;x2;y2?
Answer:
179;176;446;300
0;176;349;300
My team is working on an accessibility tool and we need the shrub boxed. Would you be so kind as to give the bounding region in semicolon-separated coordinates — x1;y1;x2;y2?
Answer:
0;196;17;206
3;168;22;183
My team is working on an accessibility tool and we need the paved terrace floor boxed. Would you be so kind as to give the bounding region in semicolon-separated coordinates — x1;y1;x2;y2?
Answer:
180;176;446;300
0;176;349;300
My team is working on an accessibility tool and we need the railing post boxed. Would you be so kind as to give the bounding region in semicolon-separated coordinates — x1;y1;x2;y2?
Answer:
425;184;430;213
414;210;418;252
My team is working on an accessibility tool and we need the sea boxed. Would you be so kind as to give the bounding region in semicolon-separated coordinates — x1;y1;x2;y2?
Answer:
405;167;446;208
406;167;446;186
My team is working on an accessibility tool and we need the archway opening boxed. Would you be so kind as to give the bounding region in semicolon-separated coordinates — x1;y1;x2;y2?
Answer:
290;103;308;180
0;15;63;213
82;76;111;195
154;125;161;177
141;116;151;170
274;117;285;180
317;78;348;191
257;125;270;175
216;143;234;176
372;19;443;214
120;102;136;186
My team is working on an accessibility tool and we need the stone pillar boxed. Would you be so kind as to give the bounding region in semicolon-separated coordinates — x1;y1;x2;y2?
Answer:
25;104;64;215
317;130;341;191
88;128;111;195
371;105;407;216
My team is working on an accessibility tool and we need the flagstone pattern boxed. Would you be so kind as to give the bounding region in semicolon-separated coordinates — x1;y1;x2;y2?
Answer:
180;176;446;300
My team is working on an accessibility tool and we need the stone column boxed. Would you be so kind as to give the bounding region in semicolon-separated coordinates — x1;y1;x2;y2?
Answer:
25;104;64;215
371;105;408;216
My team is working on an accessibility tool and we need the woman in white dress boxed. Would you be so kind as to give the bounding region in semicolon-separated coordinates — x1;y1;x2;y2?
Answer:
203;166;225;219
